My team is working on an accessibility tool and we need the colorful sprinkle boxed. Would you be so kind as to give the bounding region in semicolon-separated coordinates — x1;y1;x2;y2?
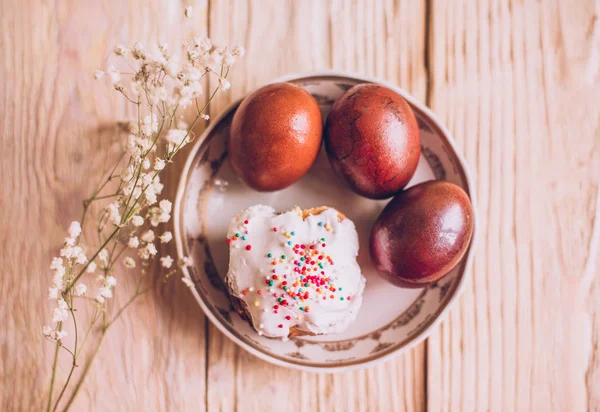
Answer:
267;253;272;258
281;255;286;259
278;324;283;328
246;245;252;251
241;235;247;240
253;300;260;306
235;233;240;237
273;227;278;232
285;315;291;320
340;297;345;301
291;231;295;236
257;290;263;295
244;220;249;224
318;222;324;226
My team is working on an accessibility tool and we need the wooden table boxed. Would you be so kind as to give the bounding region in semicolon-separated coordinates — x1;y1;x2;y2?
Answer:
2;0;599;410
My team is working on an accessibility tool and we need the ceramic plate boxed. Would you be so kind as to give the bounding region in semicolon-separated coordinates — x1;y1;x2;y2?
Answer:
174;72;477;372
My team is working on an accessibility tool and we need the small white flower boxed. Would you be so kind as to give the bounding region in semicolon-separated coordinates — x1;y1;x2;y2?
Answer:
154;158;166;171
57;299;68;310
219;78;231;91
181;277;194;288
106;201;121;225
75;249;87;265
165;129;189;146
43;325;53;336
141;230;155;243
98;249;109;265
184;6;192;18
145;185;158;205
124;257;136;268
98;286;112;299
141;114;158;136
95;294;105;304
146;243;157;257
114;44;128;56
51;272;64;289
107;66;121;84
138;247;150;260
132;42;147;60
50;257;64;271
86;261;97;273
159;199;172;214
231;45;245;57
142;173;154;187
96;274;106;284
161;255;173;268
128;236;140;249
94;69;105;80
74;283;87;296
68;221;82;239
181;256;193;267
160;231;172;244
48;287;59;300
222;51;235;67
194;37;212;53
105;276;117;287
52;307;68;323
55;330;68;341
153;178;164;195
200;114;210;120
142;158;151;170
131;215;144;227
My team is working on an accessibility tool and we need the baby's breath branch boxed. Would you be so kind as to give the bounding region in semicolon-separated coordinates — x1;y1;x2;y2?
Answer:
44;30;244;412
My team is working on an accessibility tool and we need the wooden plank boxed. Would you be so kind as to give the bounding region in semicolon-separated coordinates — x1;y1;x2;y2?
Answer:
0;0;210;410
426;0;600;410
206;1;427;411
204;1;326;410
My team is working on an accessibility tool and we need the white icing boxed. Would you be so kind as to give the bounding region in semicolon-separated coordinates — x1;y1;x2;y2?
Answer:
225;205;366;338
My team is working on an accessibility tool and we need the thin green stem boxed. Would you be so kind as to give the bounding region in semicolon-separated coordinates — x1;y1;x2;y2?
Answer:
46;337;61;412
61;332;105;412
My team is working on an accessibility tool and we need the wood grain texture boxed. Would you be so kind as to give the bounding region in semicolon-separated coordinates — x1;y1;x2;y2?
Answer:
1;0;598;411
426;0;600;411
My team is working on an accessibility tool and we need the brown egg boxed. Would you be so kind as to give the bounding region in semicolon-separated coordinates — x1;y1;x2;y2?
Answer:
369;181;474;288
229;82;323;191
325;83;420;199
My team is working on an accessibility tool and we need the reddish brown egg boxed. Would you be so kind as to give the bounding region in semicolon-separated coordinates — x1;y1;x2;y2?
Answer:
229;82;322;191
369;180;474;288
325;83;420;199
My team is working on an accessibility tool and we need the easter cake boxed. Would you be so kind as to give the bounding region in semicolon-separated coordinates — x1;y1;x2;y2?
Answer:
224;205;366;339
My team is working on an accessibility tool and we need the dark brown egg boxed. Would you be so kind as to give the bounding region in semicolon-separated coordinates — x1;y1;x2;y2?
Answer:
325;83;420;199
229;82;322;191
369;180;474;288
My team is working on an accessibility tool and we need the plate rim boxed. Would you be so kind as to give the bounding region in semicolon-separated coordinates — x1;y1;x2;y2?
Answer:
173;70;479;373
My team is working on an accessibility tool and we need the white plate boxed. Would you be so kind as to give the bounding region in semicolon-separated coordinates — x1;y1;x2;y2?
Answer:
174;72;478;372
